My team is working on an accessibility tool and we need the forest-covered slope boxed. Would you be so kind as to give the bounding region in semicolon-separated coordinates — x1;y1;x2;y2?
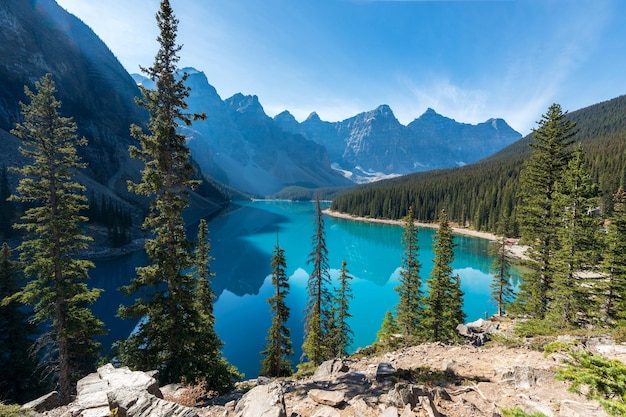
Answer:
330;95;626;233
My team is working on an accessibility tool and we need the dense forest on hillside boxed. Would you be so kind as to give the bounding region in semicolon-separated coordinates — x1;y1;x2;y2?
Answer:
331;95;626;233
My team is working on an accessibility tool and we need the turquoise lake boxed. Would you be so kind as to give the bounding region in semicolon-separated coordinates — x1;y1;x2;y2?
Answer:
90;200;511;379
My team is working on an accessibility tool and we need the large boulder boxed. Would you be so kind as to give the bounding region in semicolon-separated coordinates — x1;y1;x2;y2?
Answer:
71;363;197;417
313;358;349;381
233;381;286;417
307;389;345;407
107;389;197;417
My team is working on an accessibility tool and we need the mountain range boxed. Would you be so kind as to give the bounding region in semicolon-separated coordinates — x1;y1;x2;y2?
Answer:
136;68;521;194
275;105;521;181
1;0;521;205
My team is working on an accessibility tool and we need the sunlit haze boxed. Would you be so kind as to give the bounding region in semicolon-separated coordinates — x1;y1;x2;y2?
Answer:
55;0;626;135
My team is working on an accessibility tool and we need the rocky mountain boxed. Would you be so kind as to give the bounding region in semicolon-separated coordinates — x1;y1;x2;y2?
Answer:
147;69;352;197
0;0;230;228
275;106;522;182
0;0;143;187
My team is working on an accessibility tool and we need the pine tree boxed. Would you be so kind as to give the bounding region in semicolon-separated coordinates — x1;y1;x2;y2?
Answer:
376;309;399;348
328;259;353;358
548;146;601;327
116;1;236;391
489;237;514;317
600;188;626;325
193;219;237;391
0;243;48;404
194;219;216;320
7;74;104;404
394;206;423;337
516;103;576;318
302;197;333;365
260;236;293;377
422;209;465;342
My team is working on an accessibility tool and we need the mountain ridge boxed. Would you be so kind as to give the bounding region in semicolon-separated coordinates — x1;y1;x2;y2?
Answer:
275;102;522;181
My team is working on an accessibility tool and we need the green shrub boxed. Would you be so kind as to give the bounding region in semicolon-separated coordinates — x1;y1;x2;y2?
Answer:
542;339;579;357
514;319;556;337
557;351;626;416
501;407;548;417
0;403;34;417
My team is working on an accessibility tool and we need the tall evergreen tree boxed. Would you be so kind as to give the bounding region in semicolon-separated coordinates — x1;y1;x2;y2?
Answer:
489;237;514;317
548;146;601;327
7;74;104;404
329;259;353;358
116;1;236;391
260;235;293;377
422;209;465;342
0;243;48;404
600;188;626;325
194;219;216;321
516;103;576;318
302;197;332;365
394;206;423;337
193;219;236;390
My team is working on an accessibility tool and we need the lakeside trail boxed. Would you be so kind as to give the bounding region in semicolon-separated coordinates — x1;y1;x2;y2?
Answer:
323;209;530;260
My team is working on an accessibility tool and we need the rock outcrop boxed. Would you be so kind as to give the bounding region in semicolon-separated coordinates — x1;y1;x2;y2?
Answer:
28;337;619;417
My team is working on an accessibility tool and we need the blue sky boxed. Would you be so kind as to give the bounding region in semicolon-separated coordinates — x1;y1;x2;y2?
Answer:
55;0;625;135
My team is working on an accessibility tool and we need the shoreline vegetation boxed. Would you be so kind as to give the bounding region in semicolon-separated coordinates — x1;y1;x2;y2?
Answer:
323;208;530;260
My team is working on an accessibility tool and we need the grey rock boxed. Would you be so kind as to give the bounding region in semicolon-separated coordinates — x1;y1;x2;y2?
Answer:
21;391;60;412
233;381;286;417
441;359;456;373
466;318;499;334
73;363;163;415
312;405;341;417
376;363;396;381
313;358;349;380
107;389;198;417
385;383;428;409
559;400;609;417
380;406;399;417
499;366;555;389
308;389;345;407
400;404;416;417
456;324;471;337
94;363;161;397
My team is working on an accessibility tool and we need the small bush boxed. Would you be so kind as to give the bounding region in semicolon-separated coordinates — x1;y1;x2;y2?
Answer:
163;377;218;407
293;362;317;379
542;339;579;357
486;332;523;348
0;404;34;417
558;351;626;416
514;319;556;337
501;406;548;417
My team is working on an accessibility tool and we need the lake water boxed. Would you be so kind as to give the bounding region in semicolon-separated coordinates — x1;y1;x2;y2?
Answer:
90;200;510;379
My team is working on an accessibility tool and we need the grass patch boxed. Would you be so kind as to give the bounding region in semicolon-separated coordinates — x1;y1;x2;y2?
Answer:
501;406;548;417
0;404;35;417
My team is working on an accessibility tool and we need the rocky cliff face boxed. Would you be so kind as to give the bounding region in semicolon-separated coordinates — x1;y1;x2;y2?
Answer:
0;1;229;219
174;70;352;197
276;106;522;181
0;0;145;186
